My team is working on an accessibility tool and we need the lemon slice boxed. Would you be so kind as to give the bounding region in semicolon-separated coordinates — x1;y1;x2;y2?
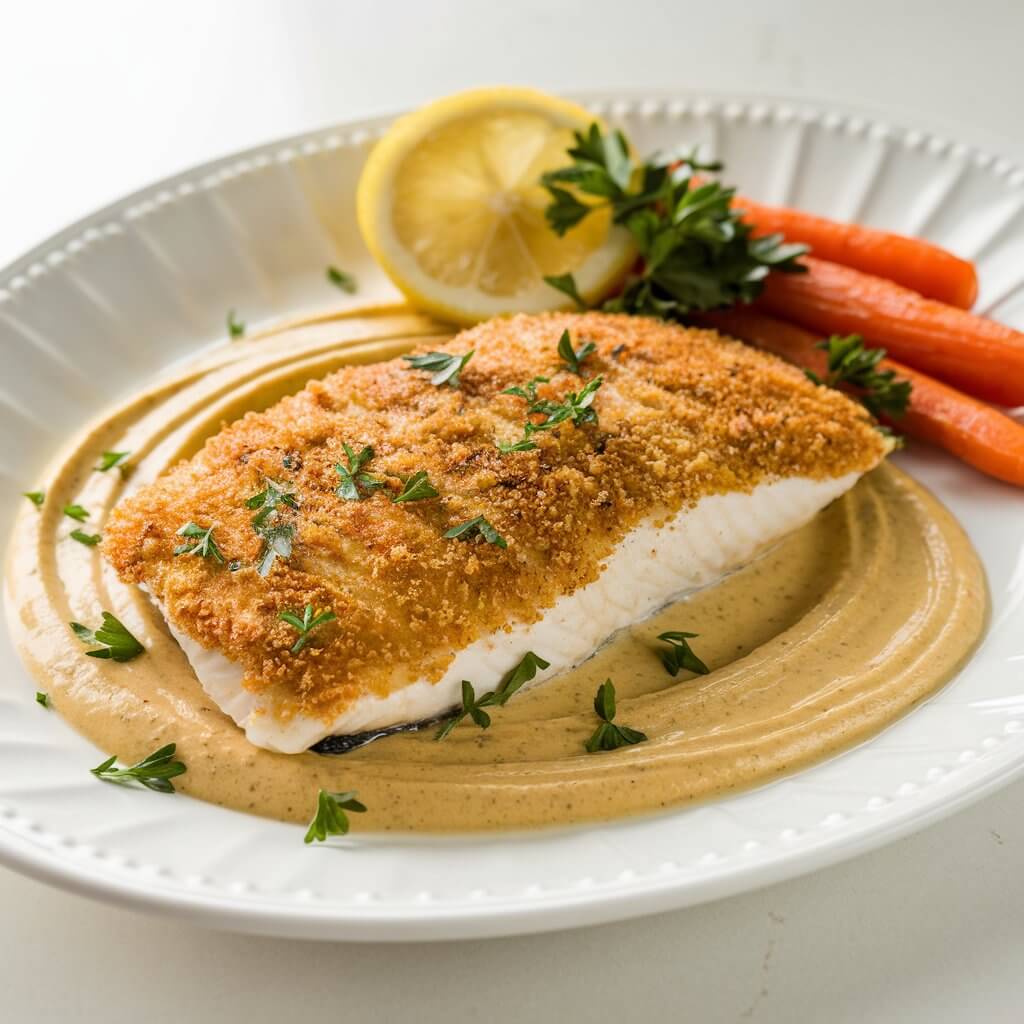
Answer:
357;87;635;325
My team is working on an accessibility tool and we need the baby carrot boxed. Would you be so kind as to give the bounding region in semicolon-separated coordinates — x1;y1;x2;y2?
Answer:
735;196;978;309
698;308;1024;487
757;256;1024;407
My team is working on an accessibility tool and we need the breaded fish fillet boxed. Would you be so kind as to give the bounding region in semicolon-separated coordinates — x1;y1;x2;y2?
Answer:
104;313;887;752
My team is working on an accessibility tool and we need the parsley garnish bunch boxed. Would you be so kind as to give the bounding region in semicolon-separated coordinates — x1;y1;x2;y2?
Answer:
541;124;807;319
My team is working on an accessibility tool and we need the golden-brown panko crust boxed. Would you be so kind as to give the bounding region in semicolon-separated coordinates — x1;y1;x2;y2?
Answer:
103;313;886;725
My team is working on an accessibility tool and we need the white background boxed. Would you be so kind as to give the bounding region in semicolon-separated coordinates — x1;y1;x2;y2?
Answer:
3;1;1023;1020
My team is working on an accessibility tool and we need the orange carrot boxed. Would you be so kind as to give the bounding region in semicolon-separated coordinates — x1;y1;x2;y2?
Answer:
698;308;1024;486
735;195;978;309
757;256;1024;407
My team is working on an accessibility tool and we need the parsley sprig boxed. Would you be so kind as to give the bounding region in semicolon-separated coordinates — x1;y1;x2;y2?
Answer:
541;124;806;319
304;788;367;843
403;349;475;388
91;743;186;793
585;680;648;753
174;522;225;563
444;515;507;548
658;631;710;677
334;444;385;502
498;376;603;453
279;604;336;654
246;479;298;576
557;329;596;376
326;265;358;293
95;450;131;472
70;612;144;662
435;652;551;740
806;334;912;419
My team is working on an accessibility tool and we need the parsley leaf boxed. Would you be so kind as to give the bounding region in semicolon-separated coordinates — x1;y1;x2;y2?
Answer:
69;612;144;662
544;272;586;309
227;309;246;339
806;334;912;418
334;443;385;501
529;376;603;431
279;604;336;654
63;504;89;522
584;680;648;753
23;490;45;507
326;265;358;293
435;680;493;739
491;651;551;706
434;652;550;740
246;478;298;525
444;515;507;549
657;631;710;677
70;529;101;547
557;329;596;376
95;451;130;472
403;350;475;388
255;523;294;577
502;376;549;403
36;691;49;708
304;788;367;843
541;124;807;319
91;742;186;793
392;470;439;504
174;522;225;563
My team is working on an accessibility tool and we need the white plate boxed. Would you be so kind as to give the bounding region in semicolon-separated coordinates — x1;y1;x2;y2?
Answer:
2;92;1023;942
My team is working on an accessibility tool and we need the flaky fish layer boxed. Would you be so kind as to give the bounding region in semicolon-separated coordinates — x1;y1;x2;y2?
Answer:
103;312;886;746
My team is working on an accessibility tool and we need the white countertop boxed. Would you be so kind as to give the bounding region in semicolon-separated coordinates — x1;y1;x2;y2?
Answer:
3;1;1023;1020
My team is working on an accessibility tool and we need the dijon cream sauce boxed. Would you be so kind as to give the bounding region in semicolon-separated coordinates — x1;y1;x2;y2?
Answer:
4;308;988;832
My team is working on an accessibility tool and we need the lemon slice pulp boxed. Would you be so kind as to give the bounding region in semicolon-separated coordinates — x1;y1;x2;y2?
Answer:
357;87;635;325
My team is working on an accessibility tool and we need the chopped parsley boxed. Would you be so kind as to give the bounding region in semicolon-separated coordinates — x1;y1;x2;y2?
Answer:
279;604;336;654
326;265;358;293
70;529;101;547
584;680;648;753
434;651;551;740
502;376;550;404
174;522;225;563
557;329;596;376
91;743;186;793
498;375;603;452
403;350;475;388
304;788;367;843
334;443;384;501
658;631;710;677
392;470;439;504
255;522;294;577
95;451;130;472
35;691;49;708
227;309;246;339
69;612;144;662
246;478;298;526
444;515;507;549
23;490;45;507
245;479;298;576
62;504;89;522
